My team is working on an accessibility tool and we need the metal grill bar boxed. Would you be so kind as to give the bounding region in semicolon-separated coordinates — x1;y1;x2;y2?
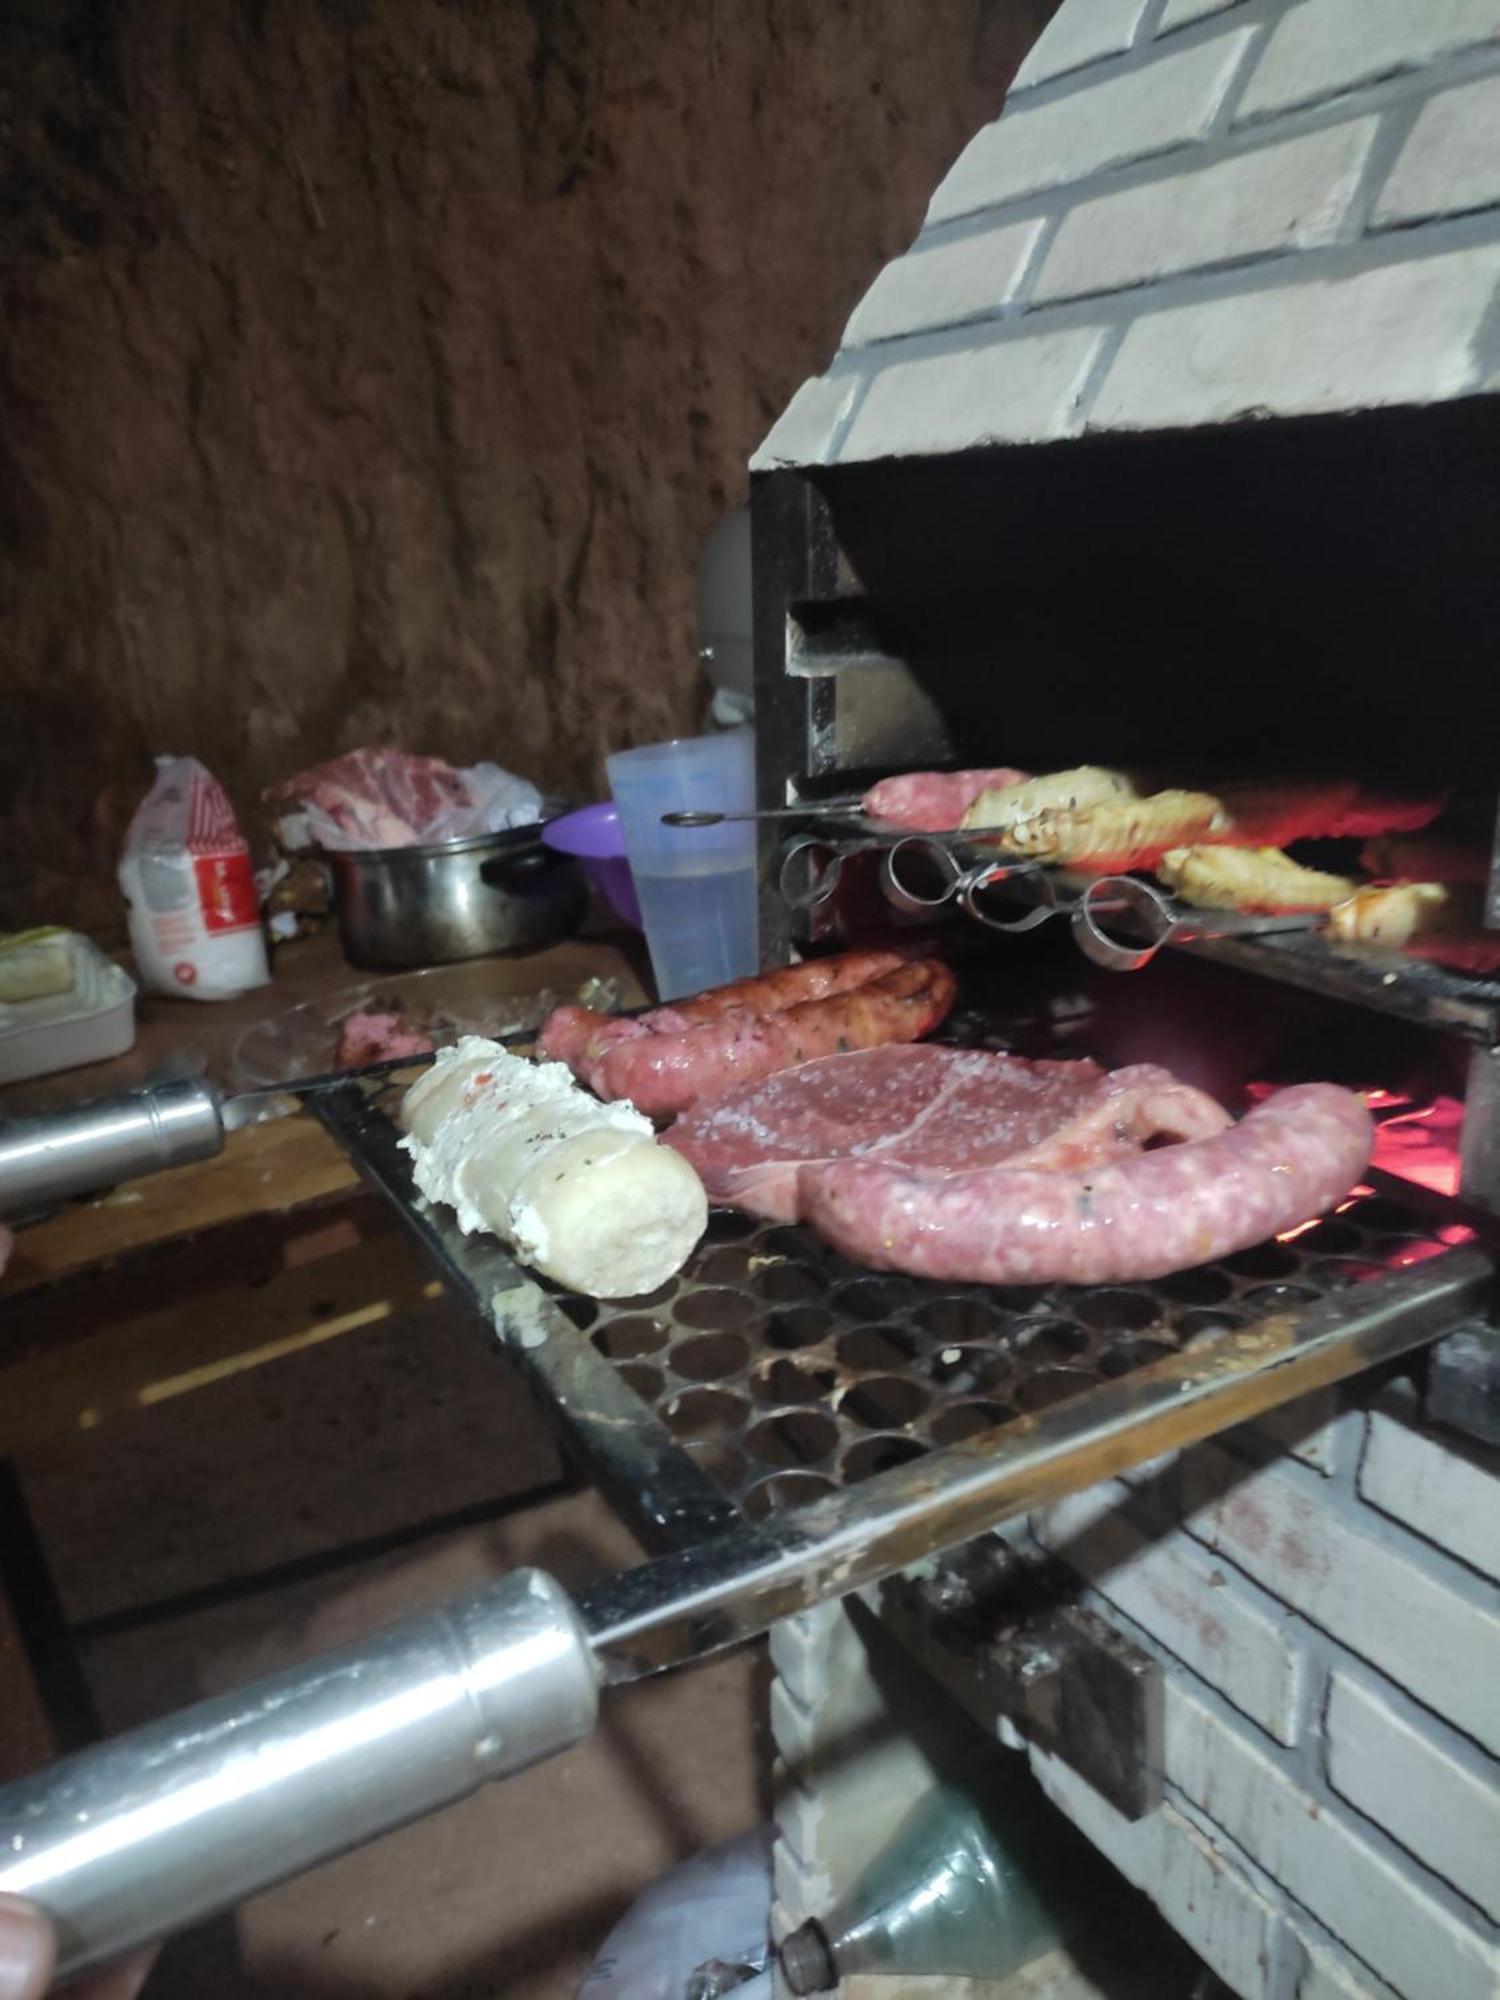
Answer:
309;1086;742;1553
578;1241;1493;1679
313;1081;1496;1630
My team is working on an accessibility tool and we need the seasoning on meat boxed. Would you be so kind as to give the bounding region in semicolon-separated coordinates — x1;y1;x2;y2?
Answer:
1157;845;1358;913
960;766;1136;839
665;1044;1231;1222
540;951;956;1117
1006;790;1227;872
801;1083;1373;1286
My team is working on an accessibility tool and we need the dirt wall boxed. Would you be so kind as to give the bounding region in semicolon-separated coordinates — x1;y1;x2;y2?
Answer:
0;0;1049;928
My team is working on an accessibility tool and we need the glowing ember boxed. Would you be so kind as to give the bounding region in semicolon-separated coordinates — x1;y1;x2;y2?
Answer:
1249;1076;1464;1199
1368;1093;1463;1197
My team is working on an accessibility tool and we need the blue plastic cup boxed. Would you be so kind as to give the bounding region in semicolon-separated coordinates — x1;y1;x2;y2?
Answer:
607;729;758;1000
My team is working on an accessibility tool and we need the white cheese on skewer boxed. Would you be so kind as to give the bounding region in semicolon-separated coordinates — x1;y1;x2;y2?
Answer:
399;1037;707;1299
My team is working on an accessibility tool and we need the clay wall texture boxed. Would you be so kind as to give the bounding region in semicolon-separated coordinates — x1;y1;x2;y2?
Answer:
0;0;1049;928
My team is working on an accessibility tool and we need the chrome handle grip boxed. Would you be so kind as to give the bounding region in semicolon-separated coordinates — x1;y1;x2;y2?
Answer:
0;1079;226;1215
0;1569;599;1984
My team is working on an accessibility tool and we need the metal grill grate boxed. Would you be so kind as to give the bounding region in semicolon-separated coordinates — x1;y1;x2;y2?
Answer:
550;1186;1468;1519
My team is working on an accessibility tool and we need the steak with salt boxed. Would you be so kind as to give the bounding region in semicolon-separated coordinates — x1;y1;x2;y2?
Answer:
664;1045;1231;1222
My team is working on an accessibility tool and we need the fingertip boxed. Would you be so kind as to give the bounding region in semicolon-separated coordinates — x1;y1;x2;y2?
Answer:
0;1896;57;2000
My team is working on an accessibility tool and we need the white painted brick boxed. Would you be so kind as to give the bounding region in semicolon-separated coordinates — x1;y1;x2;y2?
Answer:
842;217;1045;347
767;1601;849;1702
1359;1406;1500;1584
1029;1751;1285;1999
1036;1482;1305;1742
750;372;859;472
1033;117;1375;302
1295;1935;1398;2000
1159;0;1244;32
1240;0;1500;123
1013;0;1149;90
1166;1682;1500;2000
1244;1386;1348;1478
1091;244;1500;432
928;29;1255;220
1376;72;1500;228
1181;1443;1500;1755
1325;1670;1500;1923
837;326;1104;462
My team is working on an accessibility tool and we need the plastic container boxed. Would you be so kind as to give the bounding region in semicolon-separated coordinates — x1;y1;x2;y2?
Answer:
607;730;758;1000
0;935;137;1086
542;803;642;928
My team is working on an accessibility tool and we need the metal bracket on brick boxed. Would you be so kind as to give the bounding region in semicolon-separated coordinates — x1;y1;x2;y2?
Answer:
878;1537;1164;1820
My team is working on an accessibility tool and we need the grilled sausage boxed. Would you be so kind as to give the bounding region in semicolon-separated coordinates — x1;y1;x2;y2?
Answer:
800;1083;1372;1286
540;955;957;1116
862;769;1029;831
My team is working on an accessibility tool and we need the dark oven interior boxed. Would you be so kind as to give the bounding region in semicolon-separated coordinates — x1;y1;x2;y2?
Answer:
750;394;1500;1217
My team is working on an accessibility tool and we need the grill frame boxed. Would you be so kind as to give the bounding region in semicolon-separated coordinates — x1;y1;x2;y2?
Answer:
310;1074;1495;1566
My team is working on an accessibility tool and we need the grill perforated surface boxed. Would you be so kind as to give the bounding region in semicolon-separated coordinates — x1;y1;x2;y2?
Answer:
548;1186;1467;1521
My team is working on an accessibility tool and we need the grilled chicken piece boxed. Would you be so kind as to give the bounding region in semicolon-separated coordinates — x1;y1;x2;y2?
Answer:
1158;845;1358;913
961;765;1135;837
1360;835;1490;887
1327;882;1484;947
1006;790;1226;872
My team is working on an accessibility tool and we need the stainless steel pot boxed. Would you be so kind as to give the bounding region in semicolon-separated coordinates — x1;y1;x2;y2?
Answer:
327;819;587;969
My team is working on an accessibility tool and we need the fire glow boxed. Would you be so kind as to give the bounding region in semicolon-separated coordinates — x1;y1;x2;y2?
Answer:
1364;1089;1464;1197
1249;1081;1465;1204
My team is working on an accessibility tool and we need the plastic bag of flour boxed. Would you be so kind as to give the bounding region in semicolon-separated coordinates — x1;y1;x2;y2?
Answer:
119;757;271;1001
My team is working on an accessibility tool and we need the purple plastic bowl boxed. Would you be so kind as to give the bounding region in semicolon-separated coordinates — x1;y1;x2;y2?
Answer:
542;803;643;929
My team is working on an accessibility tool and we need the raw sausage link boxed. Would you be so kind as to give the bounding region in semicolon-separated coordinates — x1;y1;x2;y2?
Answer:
552;959;957;1117
800;1083;1372;1286
862;769;1028;832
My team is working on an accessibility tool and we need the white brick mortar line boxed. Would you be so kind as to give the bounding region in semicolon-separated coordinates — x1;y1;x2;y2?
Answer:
1155;1679;1500;1995
1036;1474;1500;1948
996;0;1284;119
1472;269;1500;379
819;201;1500;390
1201;11;1275;133
911;40;1500;257
1185;1431;1500;1613
1336;95;1425;240
1320;1666;1500;1927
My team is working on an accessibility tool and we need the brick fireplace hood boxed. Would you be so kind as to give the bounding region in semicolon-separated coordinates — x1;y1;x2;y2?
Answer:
753;0;1500;469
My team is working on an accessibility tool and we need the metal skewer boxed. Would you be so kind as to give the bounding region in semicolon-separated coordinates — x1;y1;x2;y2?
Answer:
662;803;862;827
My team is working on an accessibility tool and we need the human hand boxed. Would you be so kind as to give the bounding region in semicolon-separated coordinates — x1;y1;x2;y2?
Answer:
0;1898;155;2000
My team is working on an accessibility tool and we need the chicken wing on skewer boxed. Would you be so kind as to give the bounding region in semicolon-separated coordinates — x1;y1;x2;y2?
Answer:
1158;845;1358;913
960;766;1136;839
1005;790;1226;872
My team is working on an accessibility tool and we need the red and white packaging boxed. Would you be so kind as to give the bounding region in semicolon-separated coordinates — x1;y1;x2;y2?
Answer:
119;757;271;1001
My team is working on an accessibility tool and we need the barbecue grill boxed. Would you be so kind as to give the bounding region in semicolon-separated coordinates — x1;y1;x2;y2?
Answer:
7;5;1500;1994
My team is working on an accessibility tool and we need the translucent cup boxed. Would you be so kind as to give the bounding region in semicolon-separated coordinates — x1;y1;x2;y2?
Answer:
607;729;758;1000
